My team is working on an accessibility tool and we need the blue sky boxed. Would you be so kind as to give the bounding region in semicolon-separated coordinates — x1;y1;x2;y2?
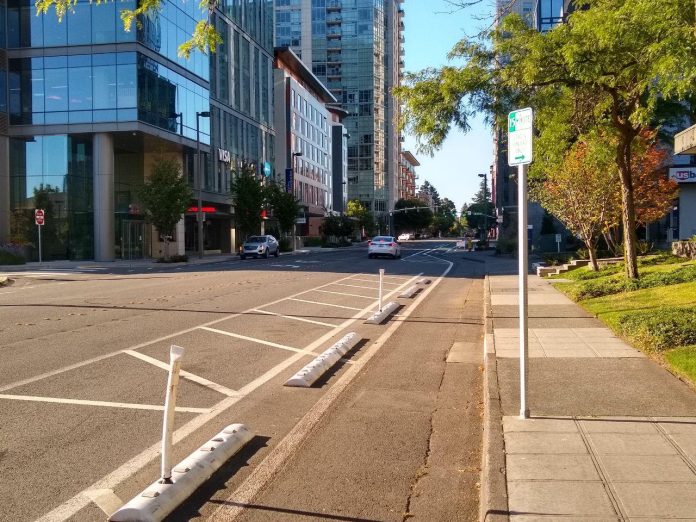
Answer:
402;0;494;211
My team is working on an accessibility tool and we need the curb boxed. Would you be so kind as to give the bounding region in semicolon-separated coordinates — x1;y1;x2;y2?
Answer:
480;274;509;522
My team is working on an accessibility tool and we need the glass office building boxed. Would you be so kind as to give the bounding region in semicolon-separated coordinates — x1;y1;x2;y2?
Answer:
0;0;274;260
275;0;404;216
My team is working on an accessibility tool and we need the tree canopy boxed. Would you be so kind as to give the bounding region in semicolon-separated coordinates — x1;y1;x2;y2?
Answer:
396;0;696;278
139;158;192;260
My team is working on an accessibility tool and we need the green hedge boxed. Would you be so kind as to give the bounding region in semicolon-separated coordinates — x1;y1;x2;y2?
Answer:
615;307;696;352
568;264;696;300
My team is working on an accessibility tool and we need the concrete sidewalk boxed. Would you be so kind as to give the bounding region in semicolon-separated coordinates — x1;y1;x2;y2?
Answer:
483;256;696;521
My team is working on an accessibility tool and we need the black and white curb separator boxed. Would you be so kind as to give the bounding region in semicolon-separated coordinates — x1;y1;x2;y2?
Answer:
109;345;254;522
399;285;420;299
284;332;361;387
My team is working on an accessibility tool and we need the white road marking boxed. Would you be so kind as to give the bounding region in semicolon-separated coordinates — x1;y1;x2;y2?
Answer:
288;298;363;311
331;282;381;290
123;350;237;397
0;272;363;395
270;264;300;269
212;265;451;521
347;278;401;286
199;327;303;354
314;289;375;299
0;394;209;413
85;489;123;517
251;309;337;328
34;272;420;522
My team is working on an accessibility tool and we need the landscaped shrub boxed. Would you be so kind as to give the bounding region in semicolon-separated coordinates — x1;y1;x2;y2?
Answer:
156;254;188;263
303;237;323;247
616;307;696;351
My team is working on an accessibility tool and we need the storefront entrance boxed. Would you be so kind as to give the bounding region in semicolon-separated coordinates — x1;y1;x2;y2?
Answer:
120;220;145;260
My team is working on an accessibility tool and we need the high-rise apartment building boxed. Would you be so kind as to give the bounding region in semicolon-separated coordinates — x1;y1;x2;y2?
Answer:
0;0;274;260
275;0;404;216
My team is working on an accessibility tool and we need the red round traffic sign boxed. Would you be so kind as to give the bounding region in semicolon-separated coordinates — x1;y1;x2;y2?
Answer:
35;209;45;226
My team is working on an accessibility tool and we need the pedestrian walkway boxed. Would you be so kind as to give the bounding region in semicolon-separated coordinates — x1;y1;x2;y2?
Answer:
484;256;696;521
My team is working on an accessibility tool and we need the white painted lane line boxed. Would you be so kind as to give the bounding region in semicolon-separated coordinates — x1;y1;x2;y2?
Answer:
251;309;337;328
331;282;381;290
288;298;363;311
33;271;419;522
123;350;238;397
347;278;401;286
85;489;123;517
314;289;375;300
0;272;363;394
199;327;303;354
212;266;452;521
0;394;209;414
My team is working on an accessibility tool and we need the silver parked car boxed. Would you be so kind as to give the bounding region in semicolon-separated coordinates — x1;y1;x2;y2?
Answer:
240;235;280;259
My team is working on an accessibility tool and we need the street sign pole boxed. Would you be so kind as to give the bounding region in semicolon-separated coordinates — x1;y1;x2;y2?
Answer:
38;223;42;265
508;107;533;420
518;163;530;419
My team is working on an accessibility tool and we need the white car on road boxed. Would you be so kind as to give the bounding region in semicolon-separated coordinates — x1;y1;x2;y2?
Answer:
368;236;402;259
398;233;415;241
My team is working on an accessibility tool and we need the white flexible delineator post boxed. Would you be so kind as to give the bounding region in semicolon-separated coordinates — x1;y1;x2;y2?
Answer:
399;285;419;298
378;268;384;312
162;345;184;482
109;424;254;522
285;333;360;387
365;301;399;324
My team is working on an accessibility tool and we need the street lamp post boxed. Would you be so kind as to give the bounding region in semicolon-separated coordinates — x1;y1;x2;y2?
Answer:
478;172;488;246
196;111;210;259
291;151;303;250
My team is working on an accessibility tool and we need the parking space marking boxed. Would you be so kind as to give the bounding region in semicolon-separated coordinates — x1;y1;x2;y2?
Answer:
199;327;305;354
347;278;401;286
288;298;364;311
0;272;364;395
123;350;238;397
251;309;337;328
0;394;209;413
331;282;381;290
314;289;376;299
34;271;421;522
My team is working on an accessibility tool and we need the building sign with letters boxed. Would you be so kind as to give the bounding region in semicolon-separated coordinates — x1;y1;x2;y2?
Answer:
669;167;696;183
217;148;231;163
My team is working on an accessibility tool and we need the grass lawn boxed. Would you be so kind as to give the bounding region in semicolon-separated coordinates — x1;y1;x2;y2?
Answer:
553;255;696;387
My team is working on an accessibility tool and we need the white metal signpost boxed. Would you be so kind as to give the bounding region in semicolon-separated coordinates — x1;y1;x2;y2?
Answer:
508;107;533;419
35;209;45;264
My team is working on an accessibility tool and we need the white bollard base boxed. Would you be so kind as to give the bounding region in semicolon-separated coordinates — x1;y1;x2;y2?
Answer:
109;424;253;522
365;301;399;324
285;333;360;387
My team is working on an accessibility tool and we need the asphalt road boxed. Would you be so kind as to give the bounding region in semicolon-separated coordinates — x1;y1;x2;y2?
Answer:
0;241;483;522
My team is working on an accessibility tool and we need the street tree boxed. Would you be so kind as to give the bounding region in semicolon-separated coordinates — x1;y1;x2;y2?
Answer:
431;198;458;236
266;184;301;239
394;198;434;234
139;158;192;261
534;140;620;271
36;0;221;57
396;0;696;279
231;164;265;241
346;199;375;237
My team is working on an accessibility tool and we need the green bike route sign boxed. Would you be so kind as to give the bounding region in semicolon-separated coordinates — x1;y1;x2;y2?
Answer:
508;107;533;166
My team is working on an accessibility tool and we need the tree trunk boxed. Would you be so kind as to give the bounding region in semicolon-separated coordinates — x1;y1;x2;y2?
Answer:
163;237;170;261
617;138;640;280
587;243;599;271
